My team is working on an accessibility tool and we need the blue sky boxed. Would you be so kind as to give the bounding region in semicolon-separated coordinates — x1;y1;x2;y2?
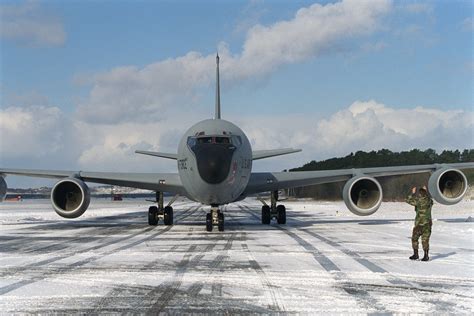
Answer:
1;0;473;187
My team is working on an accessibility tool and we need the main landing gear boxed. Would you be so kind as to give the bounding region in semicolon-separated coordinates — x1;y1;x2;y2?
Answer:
206;205;225;232
261;190;286;225
148;191;174;226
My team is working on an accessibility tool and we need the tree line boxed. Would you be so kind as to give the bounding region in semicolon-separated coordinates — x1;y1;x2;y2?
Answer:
288;149;474;201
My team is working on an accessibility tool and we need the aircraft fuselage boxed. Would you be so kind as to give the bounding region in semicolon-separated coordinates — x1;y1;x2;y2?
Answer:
177;119;252;205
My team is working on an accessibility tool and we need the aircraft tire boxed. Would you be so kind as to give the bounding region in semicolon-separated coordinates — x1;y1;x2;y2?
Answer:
262;205;271;224
148;206;158;226
164;206;173;225
218;212;224;232
206;213;213;232
276;204;286;224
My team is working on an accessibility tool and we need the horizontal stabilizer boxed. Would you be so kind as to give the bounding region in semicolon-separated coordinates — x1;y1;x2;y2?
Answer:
252;148;302;160
135;150;178;160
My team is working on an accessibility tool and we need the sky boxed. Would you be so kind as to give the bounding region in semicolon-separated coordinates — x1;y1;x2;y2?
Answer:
0;0;473;188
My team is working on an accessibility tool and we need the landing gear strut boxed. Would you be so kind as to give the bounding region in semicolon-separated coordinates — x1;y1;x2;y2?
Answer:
206;205;225;232
148;191;174;226
260;190;286;225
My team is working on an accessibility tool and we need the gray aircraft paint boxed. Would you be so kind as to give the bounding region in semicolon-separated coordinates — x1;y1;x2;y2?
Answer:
177;119;252;205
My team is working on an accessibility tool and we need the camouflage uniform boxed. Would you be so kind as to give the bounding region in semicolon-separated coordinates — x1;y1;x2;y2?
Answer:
406;193;433;252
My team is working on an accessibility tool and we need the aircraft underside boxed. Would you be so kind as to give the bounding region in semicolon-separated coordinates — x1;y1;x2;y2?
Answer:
146;190;286;232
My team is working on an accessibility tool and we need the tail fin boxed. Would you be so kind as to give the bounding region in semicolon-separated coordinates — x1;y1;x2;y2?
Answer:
215;53;221;119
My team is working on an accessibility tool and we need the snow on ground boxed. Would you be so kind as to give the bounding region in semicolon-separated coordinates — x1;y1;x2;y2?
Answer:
0;198;473;314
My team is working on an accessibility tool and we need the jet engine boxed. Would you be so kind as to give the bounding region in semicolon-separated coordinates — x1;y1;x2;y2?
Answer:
428;168;468;205
51;178;90;218
343;175;383;216
0;176;7;202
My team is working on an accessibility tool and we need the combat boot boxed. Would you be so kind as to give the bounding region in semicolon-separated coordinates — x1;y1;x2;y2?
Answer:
421;249;429;261
409;249;419;260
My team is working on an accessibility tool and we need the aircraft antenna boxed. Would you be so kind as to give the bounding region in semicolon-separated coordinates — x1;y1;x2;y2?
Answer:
215;53;221;119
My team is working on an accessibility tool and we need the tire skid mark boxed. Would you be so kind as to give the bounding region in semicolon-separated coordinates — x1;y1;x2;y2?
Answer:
94;208;221;312
144;209;234;310
92;245;199;313
187;282;205;297
296;223;474;306
206;205;236;297
1;205;200;277
174;205;202;224
0;205;199;277
246;204;472;312
0;225;156;278
0;226;170;295
3;226;108;255
144;252;193;315
144;241;212;313
92;208;202;312
0;206;200;296
3;217;148;256
229;208;285;313
239;205;390;314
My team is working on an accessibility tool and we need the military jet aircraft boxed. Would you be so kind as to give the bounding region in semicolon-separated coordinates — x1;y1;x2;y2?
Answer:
1;55;473;231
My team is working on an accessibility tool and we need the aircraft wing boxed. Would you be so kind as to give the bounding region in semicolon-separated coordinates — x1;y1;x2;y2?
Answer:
135;150;178;160
252;148;302;160
243;162;474;195
0;168;186;195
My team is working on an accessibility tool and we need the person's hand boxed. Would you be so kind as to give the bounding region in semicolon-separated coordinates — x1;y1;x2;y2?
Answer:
411;187;417;194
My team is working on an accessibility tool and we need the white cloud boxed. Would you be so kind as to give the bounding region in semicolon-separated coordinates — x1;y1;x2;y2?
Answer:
0;0;66;46
77;52;216;124
73;120;188;172
401;3;433;15
1;99;472;181
0;106;67;158
313;100;474;157
77;0;392;124
235;100;474;165
237;0;391;76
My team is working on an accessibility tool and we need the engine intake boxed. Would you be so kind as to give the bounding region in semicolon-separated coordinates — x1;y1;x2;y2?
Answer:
428;168;468;205
343;175;383;216
51;178;90;218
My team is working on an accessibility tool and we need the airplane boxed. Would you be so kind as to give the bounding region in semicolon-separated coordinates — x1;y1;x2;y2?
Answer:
1;54;473;232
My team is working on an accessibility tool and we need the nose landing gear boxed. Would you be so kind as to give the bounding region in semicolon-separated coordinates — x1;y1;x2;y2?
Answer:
206;205;225;232
259;190;286;225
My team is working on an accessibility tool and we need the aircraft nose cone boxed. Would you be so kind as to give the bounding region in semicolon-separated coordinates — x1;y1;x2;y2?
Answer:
192;144;235;184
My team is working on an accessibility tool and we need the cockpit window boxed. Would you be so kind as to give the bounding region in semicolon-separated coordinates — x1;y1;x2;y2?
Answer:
232;136;242;146
215;137;230;144
187;137;197;148
188;136;234;148
197;137;213;144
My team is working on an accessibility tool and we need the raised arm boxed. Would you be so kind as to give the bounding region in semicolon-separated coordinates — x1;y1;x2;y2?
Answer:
405;187;418;207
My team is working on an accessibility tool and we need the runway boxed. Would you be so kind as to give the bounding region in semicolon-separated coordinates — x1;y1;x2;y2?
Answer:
0;198;473;314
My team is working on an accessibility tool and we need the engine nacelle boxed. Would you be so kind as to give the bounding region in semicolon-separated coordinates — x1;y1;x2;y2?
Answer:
51;178;90;218
428;168;468;205
0;176;7;202
343;175;383;216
